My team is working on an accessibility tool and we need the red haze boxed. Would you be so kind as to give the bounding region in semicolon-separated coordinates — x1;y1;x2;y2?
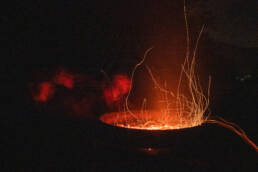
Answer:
113;75;131;94
104;74;131;106
54;69;74;89
33;81;55;102
71;98;94;119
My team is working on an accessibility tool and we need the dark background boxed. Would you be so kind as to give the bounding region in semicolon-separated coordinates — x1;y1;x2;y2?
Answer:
1;0;257;171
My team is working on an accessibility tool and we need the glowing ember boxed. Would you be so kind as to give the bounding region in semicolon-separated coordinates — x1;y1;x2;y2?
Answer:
100;110;202;130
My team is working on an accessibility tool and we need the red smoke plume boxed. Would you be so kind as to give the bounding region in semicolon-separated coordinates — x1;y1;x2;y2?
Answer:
103;74;131;106
54;69;74;89
30;68;131;118
32;81;55;102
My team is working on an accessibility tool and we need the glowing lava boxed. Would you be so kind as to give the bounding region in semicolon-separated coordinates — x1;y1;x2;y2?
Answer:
100;110;202;130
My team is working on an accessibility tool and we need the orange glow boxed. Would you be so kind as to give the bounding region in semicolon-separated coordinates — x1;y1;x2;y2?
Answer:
100;110;201;130
99;1;258;152
101;26;209;130
33;81;55;102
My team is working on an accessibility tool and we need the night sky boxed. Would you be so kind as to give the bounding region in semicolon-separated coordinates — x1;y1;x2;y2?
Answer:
2;0;257;171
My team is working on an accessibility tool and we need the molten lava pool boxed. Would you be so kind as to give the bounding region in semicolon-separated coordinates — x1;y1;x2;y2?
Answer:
100;110;202;130
98;110;204;154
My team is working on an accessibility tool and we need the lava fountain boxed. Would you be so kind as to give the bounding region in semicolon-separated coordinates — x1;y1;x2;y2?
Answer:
99;0;257;152
100;34;209;131
100;5;209;131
